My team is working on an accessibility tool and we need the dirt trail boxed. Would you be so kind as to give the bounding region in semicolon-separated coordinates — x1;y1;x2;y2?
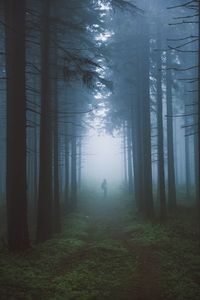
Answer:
125;241;164;300
83;199;164;300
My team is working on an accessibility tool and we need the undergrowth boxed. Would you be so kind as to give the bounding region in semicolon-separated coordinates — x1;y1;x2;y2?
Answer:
0;204;200;300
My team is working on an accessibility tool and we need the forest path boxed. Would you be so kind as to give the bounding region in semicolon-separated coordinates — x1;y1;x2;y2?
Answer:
1;197;199;300
75;196;165;300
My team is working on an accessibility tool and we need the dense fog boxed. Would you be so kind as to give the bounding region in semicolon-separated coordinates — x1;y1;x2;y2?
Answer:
83;131;124;187
0;0;199;242
1;1;200;299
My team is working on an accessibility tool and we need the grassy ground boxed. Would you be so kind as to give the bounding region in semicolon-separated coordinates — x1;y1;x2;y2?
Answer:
0;196;200;300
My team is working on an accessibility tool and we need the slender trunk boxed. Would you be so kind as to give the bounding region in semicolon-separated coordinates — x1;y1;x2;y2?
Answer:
185;106;191;200
131;105;142;211
53;87;61;233
194;130;199;204
197;1;200;247
131;43;145;212
65;130;70;209
51;27;61;234
123;121;128;188
166;51;177;212
127;121;133;194
140;20;154;217
33;122;38;211
36;0;53;242
174;118;179;191
71;122;77;209
78;137;82;192
5;0;30;250
32;70;39;212
157;30;167;221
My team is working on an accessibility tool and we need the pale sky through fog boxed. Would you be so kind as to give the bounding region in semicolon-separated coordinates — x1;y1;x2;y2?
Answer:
82;129;124;188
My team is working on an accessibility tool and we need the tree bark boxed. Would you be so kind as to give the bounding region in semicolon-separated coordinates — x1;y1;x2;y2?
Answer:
184;105;191;200
140;19;154;217
127;120;133;194
71;121;77;209
78;137;82;192
166;51;177;212
53;86;61;234
123;121;128;189
197;0;200;247
36;0;53;242
5;0;30;250
156;29;167;221
65;130;70;210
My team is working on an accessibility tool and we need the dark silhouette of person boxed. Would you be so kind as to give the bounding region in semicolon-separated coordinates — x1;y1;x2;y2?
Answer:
101;179;107;198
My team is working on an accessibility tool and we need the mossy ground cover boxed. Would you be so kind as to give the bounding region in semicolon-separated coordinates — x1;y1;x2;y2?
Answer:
0;199;200;300
121;207;200;300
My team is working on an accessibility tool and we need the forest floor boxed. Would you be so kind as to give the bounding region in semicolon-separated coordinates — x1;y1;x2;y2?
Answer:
0;195;200;300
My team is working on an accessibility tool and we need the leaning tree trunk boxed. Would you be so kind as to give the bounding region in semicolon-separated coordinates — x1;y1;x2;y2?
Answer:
36;0;53;243
166;51;177;212
5;0;30;251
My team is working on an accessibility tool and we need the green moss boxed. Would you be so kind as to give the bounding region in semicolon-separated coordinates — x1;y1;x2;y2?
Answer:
51;242;137;300
0;207;200;300
158;236;200;300
0;213;89;300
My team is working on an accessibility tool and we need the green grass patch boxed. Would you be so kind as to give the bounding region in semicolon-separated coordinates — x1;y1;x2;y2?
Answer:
50;242;137;300
0;213;89;300
0;205;200;300
0;212;138;300
121;210;200;300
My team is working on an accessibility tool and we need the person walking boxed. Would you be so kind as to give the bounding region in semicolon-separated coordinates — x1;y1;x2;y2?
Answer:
101;179;107;198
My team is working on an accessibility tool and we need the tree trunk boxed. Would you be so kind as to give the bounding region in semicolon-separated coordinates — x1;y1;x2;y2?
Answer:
166;51;177;212
156;29;167;221
36;0;53;243
123;121;128;189
131;65;144;211
33;120;38;212
50;26;61;234
65;130;70;210
197;1;200;247
140;19;154;218
131;102;142;210
53;87;61;234
71;122;77;209
127;121;133;194
184;106;191;200
5;0;30;250
78;137;82;192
